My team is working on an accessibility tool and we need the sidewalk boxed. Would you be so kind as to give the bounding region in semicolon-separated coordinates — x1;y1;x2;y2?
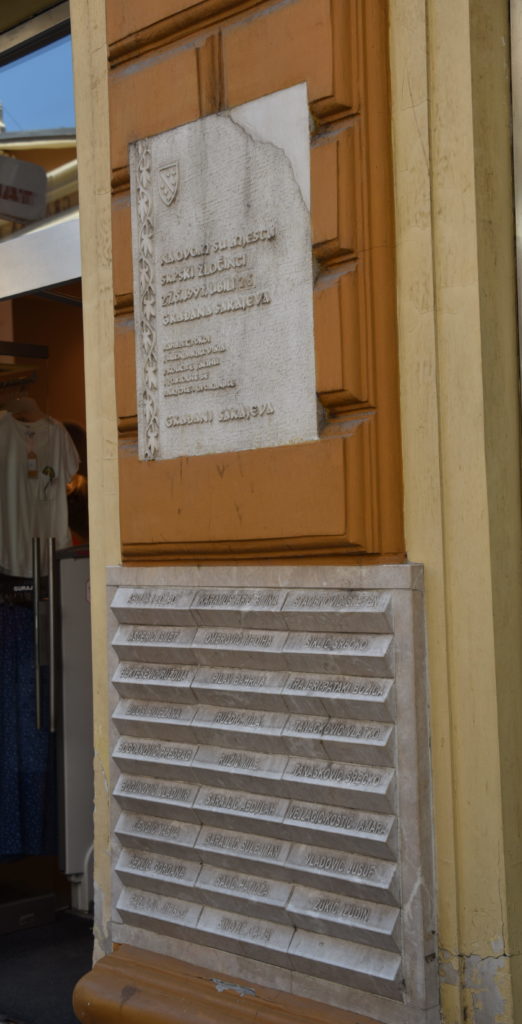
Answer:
0;911;92;1024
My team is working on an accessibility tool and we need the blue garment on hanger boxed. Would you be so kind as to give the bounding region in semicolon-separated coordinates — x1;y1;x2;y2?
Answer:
0;604;57;859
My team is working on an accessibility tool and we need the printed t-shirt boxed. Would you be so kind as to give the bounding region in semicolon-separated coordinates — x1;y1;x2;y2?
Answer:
0;412;79;577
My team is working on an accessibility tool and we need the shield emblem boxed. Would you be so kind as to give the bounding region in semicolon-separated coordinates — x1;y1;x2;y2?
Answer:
158;162;179;206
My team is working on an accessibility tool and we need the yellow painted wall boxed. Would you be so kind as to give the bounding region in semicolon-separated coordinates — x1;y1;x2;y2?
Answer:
390;0;522;1020
70;0;120;962
71;0;522;1018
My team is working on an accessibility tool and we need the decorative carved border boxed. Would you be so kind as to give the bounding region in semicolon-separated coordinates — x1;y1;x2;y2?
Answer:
135;139;159;460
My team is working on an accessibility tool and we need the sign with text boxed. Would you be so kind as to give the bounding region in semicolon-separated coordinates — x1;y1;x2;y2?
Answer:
0;154;46;222
130;84;317;461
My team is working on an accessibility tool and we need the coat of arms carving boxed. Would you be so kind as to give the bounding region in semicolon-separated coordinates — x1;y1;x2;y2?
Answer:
158;162;179;206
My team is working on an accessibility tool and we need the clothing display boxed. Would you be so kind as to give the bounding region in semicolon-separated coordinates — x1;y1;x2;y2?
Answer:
0;603;56;860
0;411;79;577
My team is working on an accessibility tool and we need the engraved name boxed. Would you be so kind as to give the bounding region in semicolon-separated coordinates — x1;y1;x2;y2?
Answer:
290;763;384;786
201;671;268;689
304;852;377;879
288;676;385;697
126;702;186;721
126;628;180;643
195;590;279;609
323;722;386;741
202;631;274;648
118;741;192;761
120;778;193;802
218;916;274;942
311;896;370;923
217;752;261;770
132;818;182;839
288;807;387;835
117;665;190;681
214;873;270;898
202;832;282;859
305;636;370;652
127;853;186;879
212;710;266;728
291;593;381;610
203;793;278;815
126;589;181;606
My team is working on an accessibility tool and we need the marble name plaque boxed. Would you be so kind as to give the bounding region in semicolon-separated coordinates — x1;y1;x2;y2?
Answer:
109;569;437;1021
113;662;197;702
282;672;395;719
282;590;392;633
286;886;400;950
196;826;291;871
286;843;399;903
197;864;291;922
115;812;200;858
198;906;294;968
116;848;199;900
114;775;199;822
281;757;395;812
192;667;287;709
130;84;317;461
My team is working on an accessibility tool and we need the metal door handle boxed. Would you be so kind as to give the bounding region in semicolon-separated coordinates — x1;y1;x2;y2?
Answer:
32;537;41;730
48;537;57;733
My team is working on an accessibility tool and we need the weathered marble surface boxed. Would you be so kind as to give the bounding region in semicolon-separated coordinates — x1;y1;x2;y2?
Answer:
130;84;317;461
108;567;437;1024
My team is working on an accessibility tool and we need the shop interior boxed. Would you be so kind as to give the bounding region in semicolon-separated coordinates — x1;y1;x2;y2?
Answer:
0;281;94;1023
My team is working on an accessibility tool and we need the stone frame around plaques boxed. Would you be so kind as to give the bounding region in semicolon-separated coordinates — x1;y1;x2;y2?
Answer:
106;564;438;1024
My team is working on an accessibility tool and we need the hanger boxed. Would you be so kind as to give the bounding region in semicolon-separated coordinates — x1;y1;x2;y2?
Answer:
4;393;45;422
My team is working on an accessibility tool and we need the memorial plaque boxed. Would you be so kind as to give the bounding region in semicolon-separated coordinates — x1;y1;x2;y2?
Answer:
194;626;287;668
113;624;198;664
196;864;291;921
113;662;197;702
190;704;287;751
281;757;395;811
116;848;200;899
286;886;400;949
281;716;394;766
118;887;203;934
196;827;291;872
194;787;289;833
114;775;199;821
113;737;197;781
193;746;287;792
282;672;394;719
115;812;200;858
192;666;287;709
287;930;402;997
282;631;394;675
109;571;437;1020
111;587;197;624
282;590;392;633
286;843;399;903
192;588;286;628
114;699;198;741
130;84;317;461
283;801;396;856
197;907;294;968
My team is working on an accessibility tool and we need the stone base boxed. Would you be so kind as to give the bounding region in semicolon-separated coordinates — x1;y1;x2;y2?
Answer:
73;945;385;1024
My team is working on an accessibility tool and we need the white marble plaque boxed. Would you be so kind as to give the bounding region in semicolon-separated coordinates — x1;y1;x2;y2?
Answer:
130;84;317;461
286;843;399;903
108;569;437;1021
196;827;291;871
286;886;400;950
114;775;199;821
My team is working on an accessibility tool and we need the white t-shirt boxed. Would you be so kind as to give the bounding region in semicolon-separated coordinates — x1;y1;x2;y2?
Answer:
0;411;80;577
